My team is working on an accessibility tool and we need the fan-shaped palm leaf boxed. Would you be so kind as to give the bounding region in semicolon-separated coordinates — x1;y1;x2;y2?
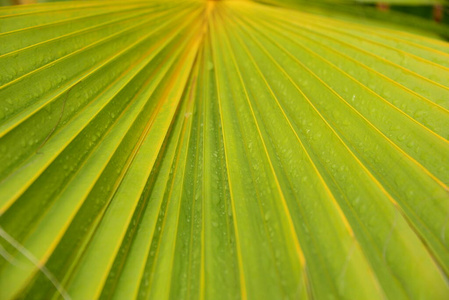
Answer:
0;0;448;299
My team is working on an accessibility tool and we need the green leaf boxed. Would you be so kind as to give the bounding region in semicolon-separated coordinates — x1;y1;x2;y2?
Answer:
0;0;448;299
261;0;448;5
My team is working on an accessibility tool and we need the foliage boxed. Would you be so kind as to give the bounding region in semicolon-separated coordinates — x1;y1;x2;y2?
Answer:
0;0;449;299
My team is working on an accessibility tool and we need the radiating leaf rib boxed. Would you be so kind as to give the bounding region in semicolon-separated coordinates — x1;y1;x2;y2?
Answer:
0;8;183;139
0;16;202;299
63;25;203;300
0;6;176;82
294;15;449;68
0;1;153;18
218;16;310;299
238;11;449;187
0;2;148;33
294;18;449;88
201;31;241;300
211;5;384;298
102;78;191;300
363;26;449;53
96;19;208;300
273;18;449;110
23;44;190;297
0;7;138;56
168;50;205;300
271;9;449;62
0;4;193;129
234;17;449;282
262;0;449;41
0;7;201;215
220;19;364;300
1;1;449;299
209;10;247;300
266;26;449;137
145;69;199;300
228;3;449;298
224;9;392;300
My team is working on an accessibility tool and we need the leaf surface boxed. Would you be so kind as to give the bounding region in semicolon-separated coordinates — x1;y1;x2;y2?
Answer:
0;1;448;299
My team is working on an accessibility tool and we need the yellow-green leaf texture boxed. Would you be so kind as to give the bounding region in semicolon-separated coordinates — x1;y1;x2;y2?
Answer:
0;0;449;299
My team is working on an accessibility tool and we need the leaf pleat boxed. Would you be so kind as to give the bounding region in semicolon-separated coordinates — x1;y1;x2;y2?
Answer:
0;1;448;299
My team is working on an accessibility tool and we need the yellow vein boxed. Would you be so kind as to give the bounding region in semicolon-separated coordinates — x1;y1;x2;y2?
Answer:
289;11;449;62
79;39;201;298
234;13;449;261
226;15;346;299
0;1;154;27
228;13;389;297
217;8;301;296
233;9;400;223
237;3;449;93
15;21;204;297
248;17;449;193
267;14;449;92
19;37;191;283
0;6;161;62
209;9;247;299
0;9;192;138
0;9;201;213
237;4;449;115
140;24;205;297
0;4;154;41
234;19;407;293
0;31;198;298
253;18;449;145
0;6;189;95
185;47;204;300
257;17;449;119
144;69;197;297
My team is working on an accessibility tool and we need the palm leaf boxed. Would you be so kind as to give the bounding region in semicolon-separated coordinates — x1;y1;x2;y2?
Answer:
0;0;448;299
